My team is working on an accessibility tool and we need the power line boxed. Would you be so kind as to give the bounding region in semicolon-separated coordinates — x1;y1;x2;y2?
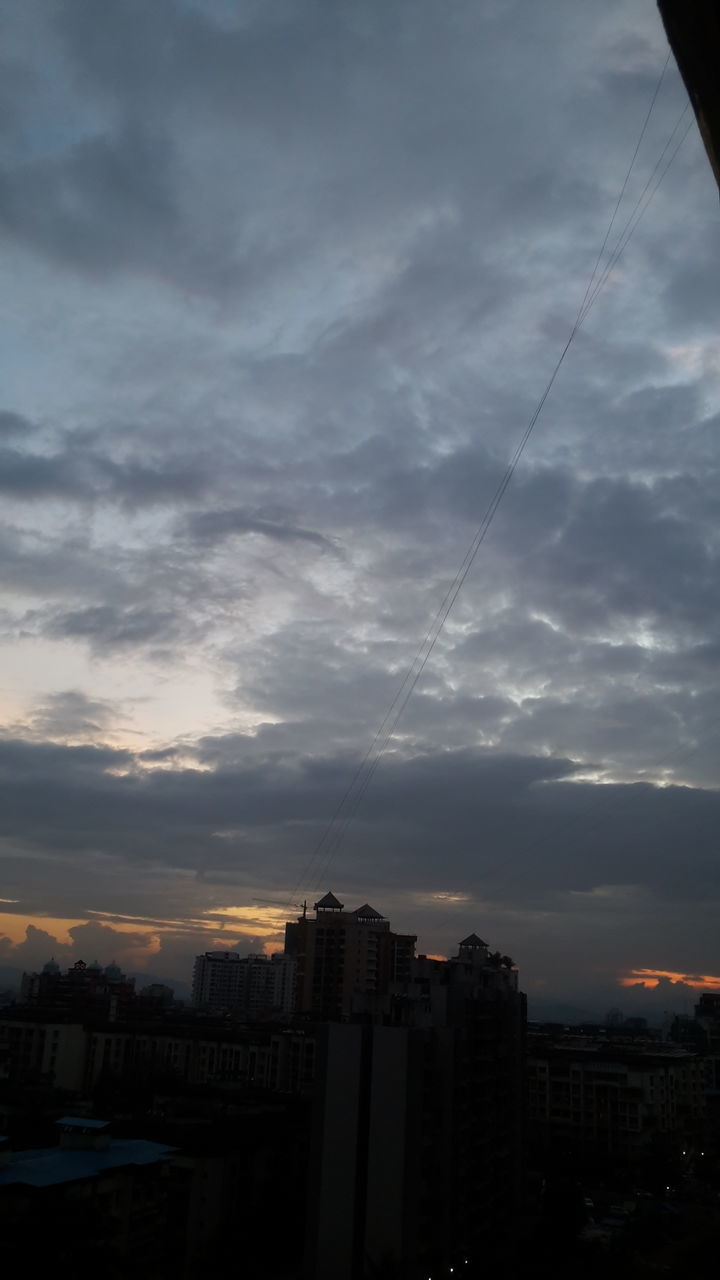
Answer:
574;50;672;327
287;52;692;908
305;132;694;898
578;104;691;326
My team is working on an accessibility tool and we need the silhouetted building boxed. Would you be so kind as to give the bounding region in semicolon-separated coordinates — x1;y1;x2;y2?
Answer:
0;1018;87;1090
0;1006;320;1097
658;0;720;192
287;892;416;1019
20;958;136;1022
305;932;525;1279
0;1118;176;1276
695;991;720;1090
138;983;176;1008
527;1027;705;1171
152;1093;311;1276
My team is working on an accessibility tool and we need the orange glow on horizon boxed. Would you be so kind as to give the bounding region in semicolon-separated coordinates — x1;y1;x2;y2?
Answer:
619;967;720;991
206;905;287;938
0;912;95;946
0;912;163;968
0;903;286;962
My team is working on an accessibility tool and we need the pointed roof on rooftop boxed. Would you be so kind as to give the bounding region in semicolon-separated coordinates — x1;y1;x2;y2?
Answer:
314;891;344;911
459;932;488;949
352;904;385;920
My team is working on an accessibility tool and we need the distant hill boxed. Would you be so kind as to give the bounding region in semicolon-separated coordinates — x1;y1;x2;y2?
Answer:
526;995;596;1024
0;965;22;994
135;972;190;1000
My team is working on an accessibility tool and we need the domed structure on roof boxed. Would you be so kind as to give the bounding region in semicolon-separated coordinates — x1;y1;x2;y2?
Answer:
42;957;60;974
104;961;123;982
86;959;102;972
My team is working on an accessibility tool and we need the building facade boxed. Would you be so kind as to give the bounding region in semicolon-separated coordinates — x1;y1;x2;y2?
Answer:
0;1019;87;1091
0;1118;177;1275
286;892;417;1019
527;1028;706;1170
0;1009;318;1096
20;958;136;1022
305;932;525;1279
191;951;296;1017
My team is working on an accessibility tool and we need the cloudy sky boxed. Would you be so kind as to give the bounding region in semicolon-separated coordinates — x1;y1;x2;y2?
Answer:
1;0;719;1012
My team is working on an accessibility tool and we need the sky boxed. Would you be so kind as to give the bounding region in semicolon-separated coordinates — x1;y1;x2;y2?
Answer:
1;0;719;1014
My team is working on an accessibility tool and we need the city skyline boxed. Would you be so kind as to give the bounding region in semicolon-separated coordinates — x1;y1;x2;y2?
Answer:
2;1;720;1011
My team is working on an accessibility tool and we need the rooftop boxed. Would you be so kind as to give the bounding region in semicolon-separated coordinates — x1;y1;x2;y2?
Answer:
57;1116;109;1131
0;1139;176;1189
459;933;488;949
351;904;385;920
314;891;344;912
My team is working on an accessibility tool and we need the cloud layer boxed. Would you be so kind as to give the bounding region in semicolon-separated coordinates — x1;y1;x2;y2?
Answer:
1;1;719;1005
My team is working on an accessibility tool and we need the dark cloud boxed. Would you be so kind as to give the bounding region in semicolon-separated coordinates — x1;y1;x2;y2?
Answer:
1;724;720;999
0;1;717;1002
0;437;209;505
47;604;180;650
23;689;122;741
0;411;32;437
185;507;338;551
0;125;180;278
0;446;82;498
1;732;719;907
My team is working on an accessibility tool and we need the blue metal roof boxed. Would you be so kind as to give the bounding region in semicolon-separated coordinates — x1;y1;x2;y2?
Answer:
56;1116;110;1130
0;1139;176;1189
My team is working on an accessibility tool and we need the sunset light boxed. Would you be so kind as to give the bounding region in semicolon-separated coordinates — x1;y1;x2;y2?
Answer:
1;3;719;1274
619;968;720;991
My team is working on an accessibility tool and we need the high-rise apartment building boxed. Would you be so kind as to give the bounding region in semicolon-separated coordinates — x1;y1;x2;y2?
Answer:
285;892;416;1019
305;931;525;1279
191;951;296;1016
192;951;243;1008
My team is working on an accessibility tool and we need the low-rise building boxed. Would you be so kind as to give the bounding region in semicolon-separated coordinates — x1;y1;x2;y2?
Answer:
0;1009;318;1096
0;1118;177;1274
0;1019;87;1091
527;1027;706;1169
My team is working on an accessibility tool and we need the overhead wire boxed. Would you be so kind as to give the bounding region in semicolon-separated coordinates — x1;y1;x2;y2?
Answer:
577;103;692;326
573;50;672;327
286;52;695;910
296;73;691;904
304;120;694;898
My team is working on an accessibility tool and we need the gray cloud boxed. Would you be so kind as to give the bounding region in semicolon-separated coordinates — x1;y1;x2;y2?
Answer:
0;1;717;1002
0;437;209;505
0;124;180;278
1;732;719;905
46;604;180;650
185;507;338;551
22;689;123;741
0;411;32;437
1;727;720;1004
